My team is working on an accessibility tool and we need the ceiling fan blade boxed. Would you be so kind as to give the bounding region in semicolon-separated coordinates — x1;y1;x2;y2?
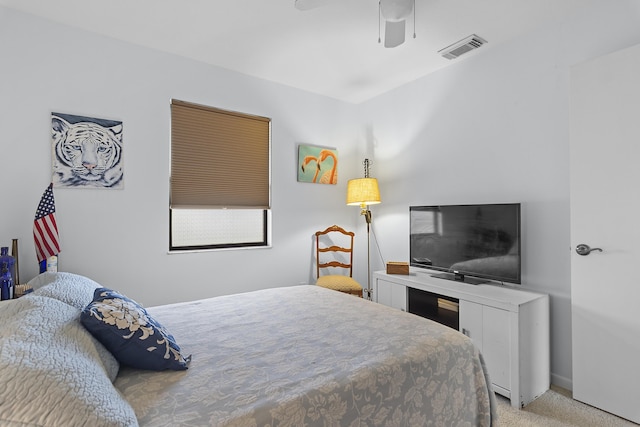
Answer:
384;20;406;48
294;0;336;11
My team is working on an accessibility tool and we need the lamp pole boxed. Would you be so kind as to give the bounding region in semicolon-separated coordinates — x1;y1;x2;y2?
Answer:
362;159;374;301
363;205;373;300
346;158;381;301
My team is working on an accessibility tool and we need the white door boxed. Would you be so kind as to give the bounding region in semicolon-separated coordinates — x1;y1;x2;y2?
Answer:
570;42;640;424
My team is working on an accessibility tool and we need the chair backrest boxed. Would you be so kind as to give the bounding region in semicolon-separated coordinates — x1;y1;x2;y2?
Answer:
315;225;354;279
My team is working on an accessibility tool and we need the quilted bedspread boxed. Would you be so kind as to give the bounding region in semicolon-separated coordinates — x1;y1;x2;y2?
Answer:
115;285;496;426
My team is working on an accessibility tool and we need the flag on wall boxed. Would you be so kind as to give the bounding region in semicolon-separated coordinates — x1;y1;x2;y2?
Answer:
33;183;61;263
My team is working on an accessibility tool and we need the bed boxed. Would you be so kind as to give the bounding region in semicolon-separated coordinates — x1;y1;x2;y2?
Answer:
0;272;496;426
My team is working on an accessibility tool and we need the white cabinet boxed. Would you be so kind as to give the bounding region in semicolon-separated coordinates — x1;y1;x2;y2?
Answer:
374;270;549;408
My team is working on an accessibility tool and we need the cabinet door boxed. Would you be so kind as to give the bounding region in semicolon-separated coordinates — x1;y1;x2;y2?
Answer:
459;300;483;352
460;300;510;393
375;279;406;311
481;306;510;392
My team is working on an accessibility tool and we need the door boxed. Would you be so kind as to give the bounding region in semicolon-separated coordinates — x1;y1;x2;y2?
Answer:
570;43;640;423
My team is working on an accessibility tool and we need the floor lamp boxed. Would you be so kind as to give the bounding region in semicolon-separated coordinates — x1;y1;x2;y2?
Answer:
346;159;381;301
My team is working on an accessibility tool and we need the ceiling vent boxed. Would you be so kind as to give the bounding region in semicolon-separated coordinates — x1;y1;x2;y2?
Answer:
439;34;487;60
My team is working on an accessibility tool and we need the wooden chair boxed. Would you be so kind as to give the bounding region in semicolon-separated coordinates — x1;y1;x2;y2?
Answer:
315;225;363;297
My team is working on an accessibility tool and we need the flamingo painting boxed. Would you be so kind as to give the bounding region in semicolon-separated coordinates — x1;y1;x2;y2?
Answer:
298;145;338;185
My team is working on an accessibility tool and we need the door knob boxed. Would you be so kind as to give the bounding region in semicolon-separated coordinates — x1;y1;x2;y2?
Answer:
576;244;603;256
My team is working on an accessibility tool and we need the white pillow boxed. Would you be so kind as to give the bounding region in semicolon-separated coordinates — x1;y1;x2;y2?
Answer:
26;271;58;290
31;272;102;309
0;296;138;426
30;272;119;381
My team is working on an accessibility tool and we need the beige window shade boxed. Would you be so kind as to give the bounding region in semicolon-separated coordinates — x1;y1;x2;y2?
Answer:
171;100;271;209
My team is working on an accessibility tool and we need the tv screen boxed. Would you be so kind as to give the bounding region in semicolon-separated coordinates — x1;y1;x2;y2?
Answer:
409;203;521;284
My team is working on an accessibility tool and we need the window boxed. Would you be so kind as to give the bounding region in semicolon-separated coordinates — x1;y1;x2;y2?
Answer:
170;100;271;251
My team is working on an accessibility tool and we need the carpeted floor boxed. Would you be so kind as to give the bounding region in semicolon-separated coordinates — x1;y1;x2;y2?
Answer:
495;385;638;426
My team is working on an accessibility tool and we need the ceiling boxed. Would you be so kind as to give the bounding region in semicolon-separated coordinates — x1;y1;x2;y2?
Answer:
1;0;599;103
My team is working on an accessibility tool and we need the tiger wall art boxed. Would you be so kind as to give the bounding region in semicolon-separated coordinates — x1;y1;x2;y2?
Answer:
52;112;124;189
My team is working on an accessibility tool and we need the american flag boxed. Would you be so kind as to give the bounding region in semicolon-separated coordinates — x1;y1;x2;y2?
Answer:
33;183;61;263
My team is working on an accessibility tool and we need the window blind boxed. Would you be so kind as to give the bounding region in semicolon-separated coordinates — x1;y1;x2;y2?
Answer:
170;100;271;209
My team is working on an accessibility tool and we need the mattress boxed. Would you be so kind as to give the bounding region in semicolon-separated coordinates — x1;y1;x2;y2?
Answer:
115;285;496;426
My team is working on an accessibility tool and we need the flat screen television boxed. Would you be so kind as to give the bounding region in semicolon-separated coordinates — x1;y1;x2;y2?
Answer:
409;203;521;284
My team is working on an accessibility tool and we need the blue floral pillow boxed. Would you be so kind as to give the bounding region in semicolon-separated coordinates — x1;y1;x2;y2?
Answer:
81;288;191;371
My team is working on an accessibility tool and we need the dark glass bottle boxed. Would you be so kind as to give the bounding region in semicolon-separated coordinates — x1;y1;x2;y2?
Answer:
0;247;15;298
0;262;12;300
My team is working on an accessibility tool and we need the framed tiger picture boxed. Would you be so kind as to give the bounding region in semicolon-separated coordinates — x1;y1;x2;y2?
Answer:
51;112;124;189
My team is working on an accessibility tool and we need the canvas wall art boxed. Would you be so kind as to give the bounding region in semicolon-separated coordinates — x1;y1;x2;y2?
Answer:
297;144;338;185
51;112;124;189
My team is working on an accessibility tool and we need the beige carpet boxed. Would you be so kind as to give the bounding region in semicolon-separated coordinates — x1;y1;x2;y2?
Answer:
495;385;638;426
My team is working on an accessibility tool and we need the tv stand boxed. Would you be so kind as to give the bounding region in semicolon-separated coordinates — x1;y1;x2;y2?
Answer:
430;271;488;285
374;269;549;408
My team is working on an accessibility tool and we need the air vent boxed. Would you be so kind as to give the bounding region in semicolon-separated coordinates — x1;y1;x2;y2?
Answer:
439;34;487;60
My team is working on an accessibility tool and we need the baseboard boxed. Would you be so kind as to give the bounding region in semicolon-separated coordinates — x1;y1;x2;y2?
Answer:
551;372;572;391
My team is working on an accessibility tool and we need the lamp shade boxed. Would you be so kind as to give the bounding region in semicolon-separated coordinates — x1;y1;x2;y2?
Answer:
346;178;381;207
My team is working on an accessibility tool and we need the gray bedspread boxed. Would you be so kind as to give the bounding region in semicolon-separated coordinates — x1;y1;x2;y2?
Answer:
115;285;496;426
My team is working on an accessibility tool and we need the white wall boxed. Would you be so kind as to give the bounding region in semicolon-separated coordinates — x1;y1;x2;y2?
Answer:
357;0;640;388
2;1;640;390
0;7;366;305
